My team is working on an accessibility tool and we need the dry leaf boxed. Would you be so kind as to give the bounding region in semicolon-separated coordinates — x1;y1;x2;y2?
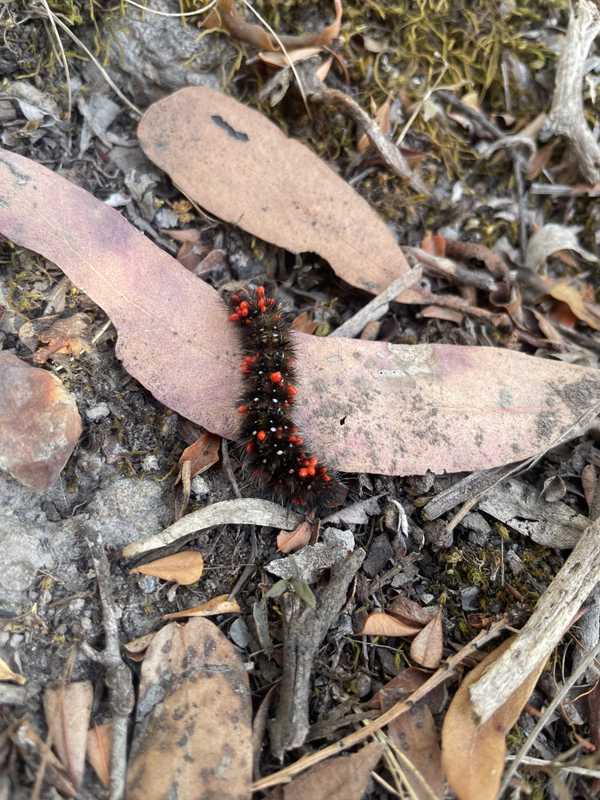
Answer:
3;149;600;478
388;595;439;627
178;432;220;479
87;722;112;788
357;96;392;153
258;47;323;68
127;618;252;799
32;312;91;364
582;463;597;509
205;0;342;51
137;87;413;301
410;612;444;669
44;681;93;789
130;551;204;585
277;521;314;553
441;636;546;800
163;593;241;619
546;279;600;331
526;223;599;272
0;656;26;684
124;631;157;660
420;305;464;324
0;352;81;490
291;311;318;334
270;741;383;800
360;612;421;638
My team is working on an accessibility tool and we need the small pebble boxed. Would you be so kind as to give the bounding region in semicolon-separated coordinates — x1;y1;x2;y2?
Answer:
85;402;110;421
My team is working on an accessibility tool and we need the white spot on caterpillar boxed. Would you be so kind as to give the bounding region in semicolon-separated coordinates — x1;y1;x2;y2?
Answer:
276;450;283;455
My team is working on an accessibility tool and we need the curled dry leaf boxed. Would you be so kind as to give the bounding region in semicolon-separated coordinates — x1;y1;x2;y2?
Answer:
544;279;600;331
360;612;421;638
582;463;596;509
204;0;342;51
44;681;93;789
526;223;599;272
130;551;204;585
32;312;91;364
410;612;444;670
3;149;600;480
277;520;314;553
124;632;156;661
86;722;112;788
127;618;252;800
388;594;439;627
178;432;220;479
0;656;26;684
441;636;546;800
267;740;383;800
163;593;241;619
0;352;81;490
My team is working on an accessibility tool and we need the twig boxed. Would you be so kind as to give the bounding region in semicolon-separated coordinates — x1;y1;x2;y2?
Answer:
499;639;600;793
546;0;600;183
505;754;600;779
330;267;422;338
470;517;600;724
407;248;497;292
221;439;242;499
436;89;528;263
308;87;428;194
84;528;134;800
252;617;508;791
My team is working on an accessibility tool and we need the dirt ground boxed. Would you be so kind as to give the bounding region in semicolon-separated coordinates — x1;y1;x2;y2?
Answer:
1;1;600;798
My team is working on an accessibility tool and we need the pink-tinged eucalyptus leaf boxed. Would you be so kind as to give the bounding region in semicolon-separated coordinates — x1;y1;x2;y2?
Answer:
1;149;599;477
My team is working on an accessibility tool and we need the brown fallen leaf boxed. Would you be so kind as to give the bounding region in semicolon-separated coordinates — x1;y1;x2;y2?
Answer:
32;312;91;364
267;740;383;800
582;463;596;509
0;655;26;684
86;722;112;788
124;632;156;662
420;305;464;324
127;618;252;799
441;636;546;800
546;279;600;331
130;551;204;585
360;612;421;638
178;432;220;479
357;96;392;154
388;594;439;627
204;0;342;52
0;352;81;490
44;681;93;789
3;149;600;478
277;521;314;553
137;87;414;301
291;311;318;335
410;612;444;669
163;593;241;619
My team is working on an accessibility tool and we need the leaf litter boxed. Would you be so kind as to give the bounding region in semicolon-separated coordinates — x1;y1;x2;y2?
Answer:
3;3;600;797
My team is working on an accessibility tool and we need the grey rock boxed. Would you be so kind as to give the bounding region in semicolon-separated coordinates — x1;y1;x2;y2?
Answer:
85;402;110;421
100;0;235;104
461;512;492;545
229;617;250;650
460;586;480;611
191;475;210;498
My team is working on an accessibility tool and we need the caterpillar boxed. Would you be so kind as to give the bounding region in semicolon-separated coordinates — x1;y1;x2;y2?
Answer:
228;285;343;511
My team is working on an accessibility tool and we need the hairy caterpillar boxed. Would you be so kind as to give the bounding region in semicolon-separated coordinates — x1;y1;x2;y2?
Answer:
228;285;343;511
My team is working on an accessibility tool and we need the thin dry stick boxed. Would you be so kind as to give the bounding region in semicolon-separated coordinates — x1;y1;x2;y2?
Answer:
547;0;600;183
309;87;427;194
84;528;134;800
470;516;600;724
499;639;600;793
407;247;497;292
330;267;423;338
251;617;508;792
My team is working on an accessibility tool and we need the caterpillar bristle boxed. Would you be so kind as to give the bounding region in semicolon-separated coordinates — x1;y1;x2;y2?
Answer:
227;284;344;512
